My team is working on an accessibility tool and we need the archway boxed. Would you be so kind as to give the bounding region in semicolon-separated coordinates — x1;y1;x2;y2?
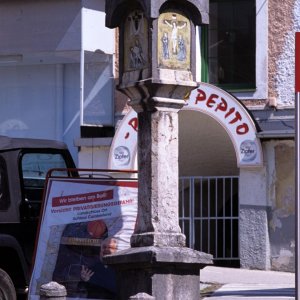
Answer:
108;83;263;267
108;83;263;170
179;110;238;176
178;109;239;266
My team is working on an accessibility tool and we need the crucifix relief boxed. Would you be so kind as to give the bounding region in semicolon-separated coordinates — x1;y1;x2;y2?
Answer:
164;15;187;55
158;12;191;70
124;10;148;71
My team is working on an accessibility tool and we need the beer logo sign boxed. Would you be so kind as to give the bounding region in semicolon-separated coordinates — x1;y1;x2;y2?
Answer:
240;140;257;162
113;146;130;166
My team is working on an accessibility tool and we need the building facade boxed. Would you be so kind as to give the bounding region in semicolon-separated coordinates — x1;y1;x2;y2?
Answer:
0;0;115;162
1;0;298;272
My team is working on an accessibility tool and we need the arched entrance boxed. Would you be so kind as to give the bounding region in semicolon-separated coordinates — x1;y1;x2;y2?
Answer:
108;83;263;267
178;110;240;266
179;110;238;177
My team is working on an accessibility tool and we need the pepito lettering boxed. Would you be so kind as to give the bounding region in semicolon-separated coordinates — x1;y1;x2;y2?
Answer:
195;88;249;135
128;117;138;132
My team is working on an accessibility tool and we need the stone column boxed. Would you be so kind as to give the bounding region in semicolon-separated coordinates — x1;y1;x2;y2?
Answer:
130;97;186;248
104;95;213;300
104;2;212;299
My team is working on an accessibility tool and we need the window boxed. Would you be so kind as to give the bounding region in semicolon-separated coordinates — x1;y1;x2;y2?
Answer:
21;153;68;188
82;55;114;127
202;0;256;90
80;52;115;138
20;152;71;220
0;156;10;211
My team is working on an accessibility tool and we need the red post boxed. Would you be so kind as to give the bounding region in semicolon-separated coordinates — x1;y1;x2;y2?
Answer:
296;32;300;92
295;32;300;300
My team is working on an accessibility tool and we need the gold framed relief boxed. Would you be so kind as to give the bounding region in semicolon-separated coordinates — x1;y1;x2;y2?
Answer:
158;12;191;70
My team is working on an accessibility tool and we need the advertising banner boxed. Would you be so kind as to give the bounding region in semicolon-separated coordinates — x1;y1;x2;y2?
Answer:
29;175;138;300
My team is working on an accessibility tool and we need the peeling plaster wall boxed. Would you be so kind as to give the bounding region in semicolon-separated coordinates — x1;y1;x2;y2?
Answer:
240;205;271;270
240;140;295;272
239;166;271;270
266;140;295;272
269;0;300;105
262;0;298;271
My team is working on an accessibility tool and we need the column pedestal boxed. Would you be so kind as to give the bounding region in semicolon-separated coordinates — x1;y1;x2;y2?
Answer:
104;246;212;300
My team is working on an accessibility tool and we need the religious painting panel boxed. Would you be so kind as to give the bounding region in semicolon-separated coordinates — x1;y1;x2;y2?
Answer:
158;12;191;70
124;10;148;72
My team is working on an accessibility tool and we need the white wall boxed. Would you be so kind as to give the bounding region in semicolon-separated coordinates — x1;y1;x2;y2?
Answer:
0;0;115;165
0;0;81;54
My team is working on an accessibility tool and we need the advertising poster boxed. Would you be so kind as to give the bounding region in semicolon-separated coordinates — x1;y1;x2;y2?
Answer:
29;176;138;300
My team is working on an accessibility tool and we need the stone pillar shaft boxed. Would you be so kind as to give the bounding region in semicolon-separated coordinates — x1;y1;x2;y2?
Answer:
130;97;186;247
103;96;213;300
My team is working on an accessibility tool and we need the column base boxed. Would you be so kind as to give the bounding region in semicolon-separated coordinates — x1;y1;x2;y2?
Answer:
103;246;213;300
130;232;186;247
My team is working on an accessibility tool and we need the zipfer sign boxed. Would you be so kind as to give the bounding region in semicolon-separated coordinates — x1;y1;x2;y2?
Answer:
109;82;263;169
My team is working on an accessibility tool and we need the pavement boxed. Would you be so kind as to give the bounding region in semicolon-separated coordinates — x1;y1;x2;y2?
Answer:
200;266;295;299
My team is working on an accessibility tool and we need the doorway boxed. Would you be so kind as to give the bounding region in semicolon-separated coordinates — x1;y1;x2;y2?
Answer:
178;110;240;267
179;175;239;267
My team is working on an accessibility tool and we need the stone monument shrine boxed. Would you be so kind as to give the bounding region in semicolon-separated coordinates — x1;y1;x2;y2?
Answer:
104;1;212;299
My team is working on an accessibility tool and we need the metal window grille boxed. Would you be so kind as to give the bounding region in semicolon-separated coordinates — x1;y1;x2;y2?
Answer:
179;176;239;265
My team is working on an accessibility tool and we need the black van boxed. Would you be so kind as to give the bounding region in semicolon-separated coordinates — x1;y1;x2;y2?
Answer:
0;136;76;300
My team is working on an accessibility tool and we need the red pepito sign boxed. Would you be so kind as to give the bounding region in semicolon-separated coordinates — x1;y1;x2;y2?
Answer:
108;83;263;169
